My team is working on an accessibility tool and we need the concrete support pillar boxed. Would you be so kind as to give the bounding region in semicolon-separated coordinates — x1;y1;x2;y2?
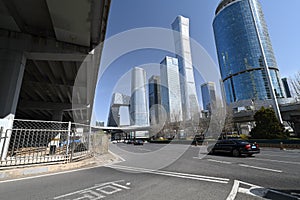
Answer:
0;49;26;118
0;48;26;160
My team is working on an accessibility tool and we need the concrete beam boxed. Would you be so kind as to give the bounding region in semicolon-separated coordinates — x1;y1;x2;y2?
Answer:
0;29;90;54
18;100;86;111
25;52;92;62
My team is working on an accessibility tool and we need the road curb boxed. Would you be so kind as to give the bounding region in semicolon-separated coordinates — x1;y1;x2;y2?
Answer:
0;153;119;181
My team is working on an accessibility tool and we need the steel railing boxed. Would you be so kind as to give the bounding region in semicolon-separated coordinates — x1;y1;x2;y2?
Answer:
0;119;107;168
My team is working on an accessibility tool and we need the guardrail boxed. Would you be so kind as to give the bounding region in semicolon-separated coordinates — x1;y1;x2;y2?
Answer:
0;119;107;168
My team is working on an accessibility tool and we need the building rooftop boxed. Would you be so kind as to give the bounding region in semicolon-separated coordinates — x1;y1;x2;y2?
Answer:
215;0;239;15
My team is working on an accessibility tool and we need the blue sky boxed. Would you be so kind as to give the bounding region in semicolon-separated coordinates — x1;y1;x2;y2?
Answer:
93;0;300;125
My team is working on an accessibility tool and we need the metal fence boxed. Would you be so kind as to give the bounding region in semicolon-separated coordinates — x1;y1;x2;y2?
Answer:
0;119;107;168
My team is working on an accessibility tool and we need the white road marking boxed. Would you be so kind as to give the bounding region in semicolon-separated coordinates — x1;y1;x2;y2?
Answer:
228;180;300;200
226;180;239;200
238;164;282;173
54;180;130;199
249;158;300;165
227;180;265;200
108;150;126;162
291;192;300;197
107;165;229;184
110;165;229;181
207;159;232;164
138;148;152;152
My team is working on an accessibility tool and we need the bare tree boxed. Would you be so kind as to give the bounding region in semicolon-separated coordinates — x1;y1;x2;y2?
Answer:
223;105;234;134
198;117;210;135
203;97;226;139
290;71;300;97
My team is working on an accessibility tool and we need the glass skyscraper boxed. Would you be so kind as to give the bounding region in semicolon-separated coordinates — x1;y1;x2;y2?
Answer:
160;56;183;122
148;75;161;125
172;16;199;119
281;78;292;98
201;82;217;112
130;67;149;127
213;0;285;104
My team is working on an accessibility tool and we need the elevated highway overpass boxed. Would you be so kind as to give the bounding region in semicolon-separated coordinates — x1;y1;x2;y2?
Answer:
233;101;300;136
0;0;111;130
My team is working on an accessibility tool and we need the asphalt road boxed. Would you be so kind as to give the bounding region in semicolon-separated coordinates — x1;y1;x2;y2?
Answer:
0;143;299;200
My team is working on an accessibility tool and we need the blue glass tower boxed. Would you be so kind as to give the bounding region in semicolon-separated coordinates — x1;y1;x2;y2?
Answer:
201;82;217;112
213;0;285;106
149;75;161;125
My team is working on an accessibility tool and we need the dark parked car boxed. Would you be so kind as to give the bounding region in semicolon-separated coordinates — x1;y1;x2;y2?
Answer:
208;139;260;157
133;140;144;145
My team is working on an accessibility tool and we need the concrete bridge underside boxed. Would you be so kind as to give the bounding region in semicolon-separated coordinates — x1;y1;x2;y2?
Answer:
0;0;111;125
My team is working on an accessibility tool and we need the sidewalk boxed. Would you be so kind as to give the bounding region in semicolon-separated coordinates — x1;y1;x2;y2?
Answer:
0;152;119;181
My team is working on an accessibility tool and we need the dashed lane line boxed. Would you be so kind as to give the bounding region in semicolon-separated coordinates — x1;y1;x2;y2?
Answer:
207;159;232;164
249;157;300;165
194;157;287;173
238;164;283;173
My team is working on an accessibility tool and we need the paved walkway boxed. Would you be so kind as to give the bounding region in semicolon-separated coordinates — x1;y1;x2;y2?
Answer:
0;153;119;181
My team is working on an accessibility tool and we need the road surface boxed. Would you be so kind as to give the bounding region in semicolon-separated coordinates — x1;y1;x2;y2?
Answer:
0;143;299;200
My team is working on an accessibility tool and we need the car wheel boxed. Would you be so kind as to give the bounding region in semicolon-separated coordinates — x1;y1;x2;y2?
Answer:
232;149;240;157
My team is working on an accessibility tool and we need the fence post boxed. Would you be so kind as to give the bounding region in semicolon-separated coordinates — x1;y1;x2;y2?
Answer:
0;129;7;161
70;131;75;162
88;126;91;152
0;116;14;161
66;121;71;162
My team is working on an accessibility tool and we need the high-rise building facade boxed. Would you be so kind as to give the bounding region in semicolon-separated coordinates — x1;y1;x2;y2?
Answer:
130;67;149;126
107;93;130;127
160;56;183;122
282;78;292;98
148;75;161;125
213;0;285;105
201;82;217;111
172;15;199;119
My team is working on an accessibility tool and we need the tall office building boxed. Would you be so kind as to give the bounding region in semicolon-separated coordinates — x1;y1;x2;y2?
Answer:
201;82;217;112
107;93;130;127
160;56;183;122
282;78;292;98
149;75;162;125
172;15;199;119
130;67;149;126
213;0;285;119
